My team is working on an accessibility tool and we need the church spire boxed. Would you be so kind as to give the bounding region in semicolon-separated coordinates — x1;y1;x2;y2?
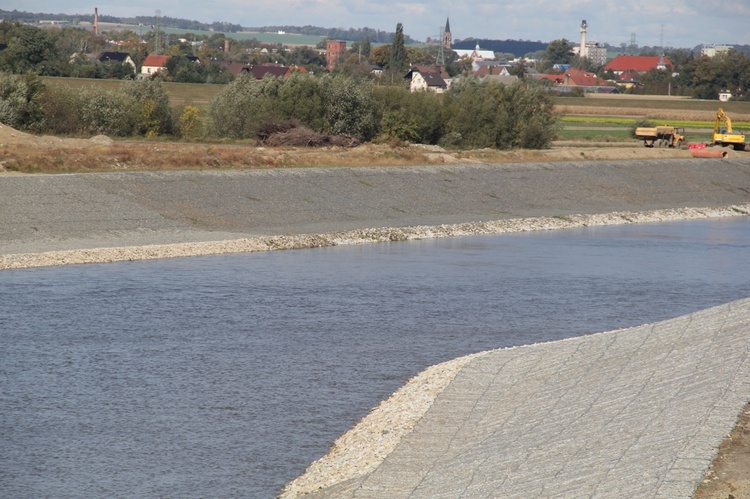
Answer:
442;17;452;50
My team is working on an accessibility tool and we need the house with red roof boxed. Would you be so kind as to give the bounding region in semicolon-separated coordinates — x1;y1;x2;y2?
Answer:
538;67;605;87
604;55;673;78
140;55;170;77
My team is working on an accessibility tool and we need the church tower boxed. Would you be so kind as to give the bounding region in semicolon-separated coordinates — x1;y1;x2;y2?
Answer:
442;17;452;49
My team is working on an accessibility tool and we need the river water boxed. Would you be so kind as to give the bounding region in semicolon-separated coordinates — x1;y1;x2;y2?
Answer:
2;218;750;498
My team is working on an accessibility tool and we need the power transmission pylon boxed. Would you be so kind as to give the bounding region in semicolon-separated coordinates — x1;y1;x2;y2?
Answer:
437;26;445;67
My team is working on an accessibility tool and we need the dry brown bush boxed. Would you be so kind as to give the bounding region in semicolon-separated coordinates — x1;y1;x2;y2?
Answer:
265;127;330;147
255;119;304;143
258;121;361;148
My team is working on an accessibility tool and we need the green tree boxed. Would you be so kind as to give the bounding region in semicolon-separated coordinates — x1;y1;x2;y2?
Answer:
370;45;391;68
443;77;557;149
55;27;103;60
275;73;326;131
0;23;60;75
350;37;371;60
664;48;694;70
98;60;136;79
717;50;750;99
373;85;445;144
677;55;722;99
509;59;529;79
543;39;574;70
405;46;435;66
389;23;406;73
323;76;377;140
209;74;283;138
286;46;326;68
69;58;99;79
166;56;207;83
638;68;675;95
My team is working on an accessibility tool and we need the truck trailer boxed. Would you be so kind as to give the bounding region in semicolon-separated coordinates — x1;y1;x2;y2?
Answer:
634;125;687;148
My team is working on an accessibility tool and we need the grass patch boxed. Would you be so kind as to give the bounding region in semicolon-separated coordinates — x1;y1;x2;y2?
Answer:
556;96;750;115
43;77;225;106
559;115;750;130
556;129;632;141
559;116;639;126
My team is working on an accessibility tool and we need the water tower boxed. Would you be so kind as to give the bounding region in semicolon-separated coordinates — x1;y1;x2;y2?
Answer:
579;20;588;58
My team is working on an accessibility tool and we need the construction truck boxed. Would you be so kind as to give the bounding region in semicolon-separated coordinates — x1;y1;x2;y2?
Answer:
713;108;747;151
634;125;687;148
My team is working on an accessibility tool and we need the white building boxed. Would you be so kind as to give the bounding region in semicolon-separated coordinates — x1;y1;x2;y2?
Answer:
701;45;732;58
454;43;495;61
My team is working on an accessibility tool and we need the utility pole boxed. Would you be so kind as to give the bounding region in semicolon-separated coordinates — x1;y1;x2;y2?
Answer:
154;9;161;55
660;24;665;52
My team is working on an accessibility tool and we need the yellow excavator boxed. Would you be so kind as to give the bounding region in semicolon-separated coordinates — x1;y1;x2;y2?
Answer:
713;108;747;150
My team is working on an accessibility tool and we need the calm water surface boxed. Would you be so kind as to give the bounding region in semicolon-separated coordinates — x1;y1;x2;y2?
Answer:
2;218;750;497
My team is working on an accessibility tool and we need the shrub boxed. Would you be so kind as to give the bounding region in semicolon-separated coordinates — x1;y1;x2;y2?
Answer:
79;86;139;136
443;77;502;148
379;110;419;142
121;79;173;136
500;83;558;149
443;77;558;149
323;76;377;141
373;85;445;144
209;74;283;139
275;73;325;132
38;83;84;135
178;105;203;139
0;72;45;131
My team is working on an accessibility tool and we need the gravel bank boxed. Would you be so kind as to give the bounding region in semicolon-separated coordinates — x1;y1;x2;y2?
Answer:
2;204;749;271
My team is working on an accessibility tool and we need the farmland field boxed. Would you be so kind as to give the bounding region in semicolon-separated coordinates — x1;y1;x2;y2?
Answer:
94;22;325;46
43;77;225;105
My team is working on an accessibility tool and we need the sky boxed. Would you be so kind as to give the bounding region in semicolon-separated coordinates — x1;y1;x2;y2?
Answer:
3;1;749;49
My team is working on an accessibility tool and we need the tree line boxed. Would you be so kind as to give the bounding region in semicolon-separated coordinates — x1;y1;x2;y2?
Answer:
0;71;558;150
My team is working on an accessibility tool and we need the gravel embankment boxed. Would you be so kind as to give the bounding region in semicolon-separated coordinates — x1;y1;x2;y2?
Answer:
3;158;750;269
2;204;749;270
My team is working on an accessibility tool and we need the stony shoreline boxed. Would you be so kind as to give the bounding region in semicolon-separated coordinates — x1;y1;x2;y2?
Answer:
2;204;749;271
275;205;749;497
